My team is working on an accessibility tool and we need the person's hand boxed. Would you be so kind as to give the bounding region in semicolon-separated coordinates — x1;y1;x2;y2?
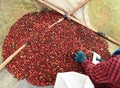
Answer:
74;50;87;63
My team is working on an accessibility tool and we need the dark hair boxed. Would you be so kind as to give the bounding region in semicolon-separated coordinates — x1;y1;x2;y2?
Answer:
112;48;120;56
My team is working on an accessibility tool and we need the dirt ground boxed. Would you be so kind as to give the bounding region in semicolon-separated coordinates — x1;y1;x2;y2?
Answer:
88;0;120;52
0;0;120;88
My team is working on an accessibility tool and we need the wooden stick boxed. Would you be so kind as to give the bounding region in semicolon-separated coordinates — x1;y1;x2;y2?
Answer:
68;0;88;15
48;18;64;28
105;35;120;46
37;0;120;46
0;42;28;71
38;0;95;30
69;15;98;32
38;0;98;32
39;0;65;15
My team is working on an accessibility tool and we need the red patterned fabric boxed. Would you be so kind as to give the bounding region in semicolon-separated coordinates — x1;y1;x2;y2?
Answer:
82;55;120;88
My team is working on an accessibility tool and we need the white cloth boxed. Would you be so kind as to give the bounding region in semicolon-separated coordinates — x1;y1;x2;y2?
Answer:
92;52;101;64
54;72;94;88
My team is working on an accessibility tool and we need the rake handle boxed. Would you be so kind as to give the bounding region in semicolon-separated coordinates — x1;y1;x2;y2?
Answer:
0;42;28;71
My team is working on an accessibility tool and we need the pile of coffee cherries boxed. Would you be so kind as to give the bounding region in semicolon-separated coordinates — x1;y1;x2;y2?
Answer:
2;11;110;86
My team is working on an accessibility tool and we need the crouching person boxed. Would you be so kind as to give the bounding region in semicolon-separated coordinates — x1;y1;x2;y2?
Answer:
74;48;120;88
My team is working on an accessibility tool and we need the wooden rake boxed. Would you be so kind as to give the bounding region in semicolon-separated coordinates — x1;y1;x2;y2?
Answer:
37;0;120;46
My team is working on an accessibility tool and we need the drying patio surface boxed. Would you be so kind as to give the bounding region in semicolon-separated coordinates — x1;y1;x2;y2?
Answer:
88;0;120;53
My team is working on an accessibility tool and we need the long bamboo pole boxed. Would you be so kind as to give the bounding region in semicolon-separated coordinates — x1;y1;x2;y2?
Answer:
68;0;89;15
37;0;120;46
0;42;29;71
